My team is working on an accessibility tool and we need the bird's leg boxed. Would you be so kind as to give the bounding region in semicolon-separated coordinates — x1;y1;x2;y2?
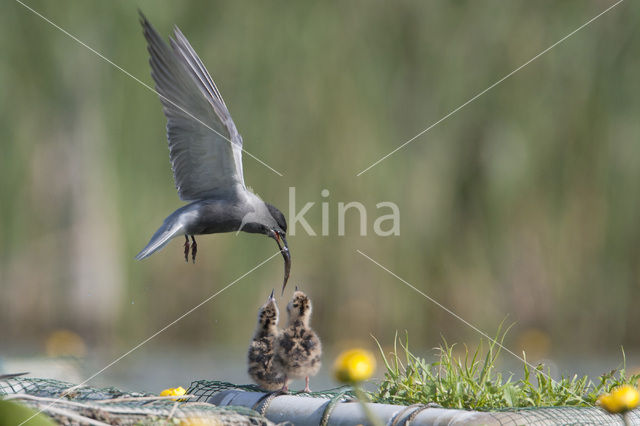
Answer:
304;376;311;393
191;236;197;263
279;378;289;393
183;235;190;263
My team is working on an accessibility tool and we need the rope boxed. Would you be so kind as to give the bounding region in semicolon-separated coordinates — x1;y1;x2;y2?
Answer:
320;390;350;426
406;403;441;423
389;403;447;426
251;390;285;416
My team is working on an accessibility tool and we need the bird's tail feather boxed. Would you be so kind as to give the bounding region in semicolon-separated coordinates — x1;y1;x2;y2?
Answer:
135;222;184;260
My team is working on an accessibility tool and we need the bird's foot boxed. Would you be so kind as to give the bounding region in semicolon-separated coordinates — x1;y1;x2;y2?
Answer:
191;236;197;263
279;381;289;393
184;235;190;263
303;376;311;393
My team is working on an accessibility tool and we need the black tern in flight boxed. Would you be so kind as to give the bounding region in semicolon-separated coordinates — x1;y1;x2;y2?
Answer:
136;13;291;291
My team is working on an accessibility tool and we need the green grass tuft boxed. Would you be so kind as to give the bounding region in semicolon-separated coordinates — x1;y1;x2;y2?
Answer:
372;327;640;410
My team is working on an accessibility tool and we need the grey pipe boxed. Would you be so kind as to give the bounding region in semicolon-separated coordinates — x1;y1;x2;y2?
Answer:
209;390;498;425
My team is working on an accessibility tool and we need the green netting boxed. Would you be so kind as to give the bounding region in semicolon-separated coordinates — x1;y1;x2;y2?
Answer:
187;379;356;402
0;376;149;400
0;377;273;425
487;405;640;425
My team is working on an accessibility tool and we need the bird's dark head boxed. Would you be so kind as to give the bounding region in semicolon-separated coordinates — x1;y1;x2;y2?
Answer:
286;288;312;325
264;203;291;295
266;203;287;234
256;289;279;334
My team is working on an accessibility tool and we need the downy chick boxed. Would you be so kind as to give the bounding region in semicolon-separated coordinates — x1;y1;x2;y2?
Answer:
247;290;286;391
274;288;322;392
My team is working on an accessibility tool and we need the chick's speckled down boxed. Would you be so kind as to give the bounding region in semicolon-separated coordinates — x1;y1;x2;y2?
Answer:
247;294;286;391
274;290;322;387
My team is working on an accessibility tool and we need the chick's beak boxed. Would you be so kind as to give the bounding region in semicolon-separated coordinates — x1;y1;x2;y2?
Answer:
269;288;275;301
273;232;291;295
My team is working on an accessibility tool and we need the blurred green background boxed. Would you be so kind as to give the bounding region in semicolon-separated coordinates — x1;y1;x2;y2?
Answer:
1;0;639;390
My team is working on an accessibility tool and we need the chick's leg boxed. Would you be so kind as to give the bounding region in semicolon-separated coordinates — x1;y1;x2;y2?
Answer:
304;376;311;393
280;377;289;393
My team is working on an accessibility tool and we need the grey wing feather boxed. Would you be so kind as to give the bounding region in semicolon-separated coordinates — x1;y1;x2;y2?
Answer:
171;28;228;122
141;14;245;201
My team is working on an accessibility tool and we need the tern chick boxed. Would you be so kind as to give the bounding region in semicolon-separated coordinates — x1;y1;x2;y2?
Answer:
247;290;286;391
274;288;322;392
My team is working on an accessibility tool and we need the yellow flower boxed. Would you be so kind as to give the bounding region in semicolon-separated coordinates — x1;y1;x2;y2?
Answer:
598;394;623;414
333;349;376;383
597;385;640;414
160;386;186;397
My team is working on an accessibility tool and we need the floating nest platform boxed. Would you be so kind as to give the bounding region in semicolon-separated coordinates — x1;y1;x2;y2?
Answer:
2;377;640;425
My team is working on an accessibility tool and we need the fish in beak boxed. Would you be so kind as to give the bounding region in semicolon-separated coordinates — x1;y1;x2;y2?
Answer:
272;231;291;294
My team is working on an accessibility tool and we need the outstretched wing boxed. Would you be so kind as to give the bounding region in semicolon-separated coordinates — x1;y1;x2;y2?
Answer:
141;13;245;201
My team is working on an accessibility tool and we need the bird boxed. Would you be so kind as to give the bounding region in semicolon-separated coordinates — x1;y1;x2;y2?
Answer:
247;289;286;391
135;13;291;291
273;288;322;392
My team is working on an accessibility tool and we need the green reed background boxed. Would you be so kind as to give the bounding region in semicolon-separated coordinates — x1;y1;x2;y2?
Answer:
1;0;639;369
